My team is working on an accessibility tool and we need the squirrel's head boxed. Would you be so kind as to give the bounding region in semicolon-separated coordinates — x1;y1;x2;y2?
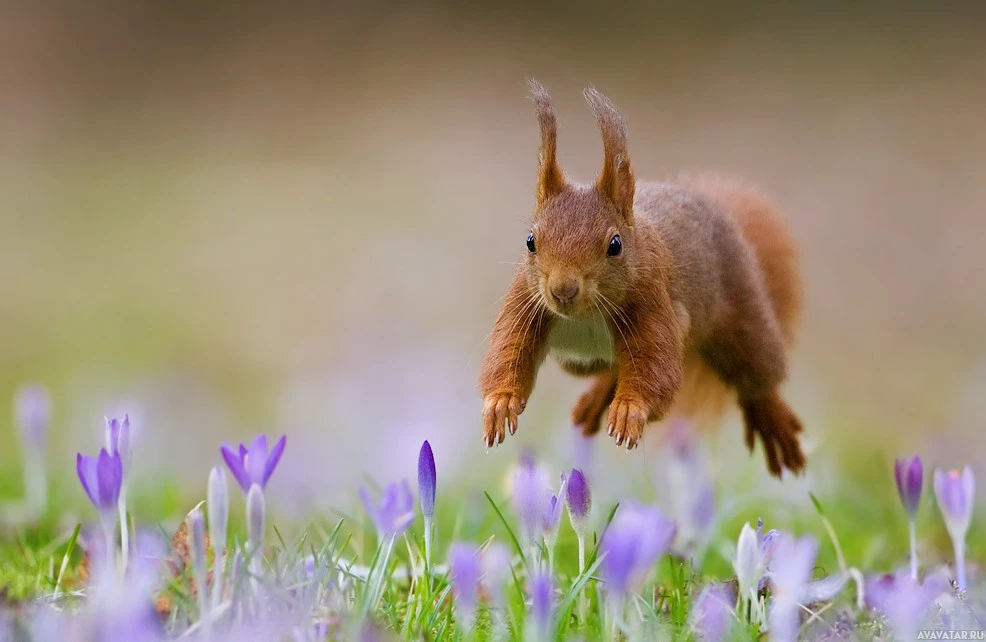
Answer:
522;81;637;319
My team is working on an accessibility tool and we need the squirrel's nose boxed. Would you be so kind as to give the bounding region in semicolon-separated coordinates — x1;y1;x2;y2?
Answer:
550;278;581;305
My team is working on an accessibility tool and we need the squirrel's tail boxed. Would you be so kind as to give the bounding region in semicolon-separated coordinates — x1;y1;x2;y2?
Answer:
660;174;802;435
678;173;802;343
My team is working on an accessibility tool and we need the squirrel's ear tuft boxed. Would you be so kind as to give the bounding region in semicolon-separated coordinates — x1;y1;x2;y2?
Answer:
584;86;635;223
529;79;564;208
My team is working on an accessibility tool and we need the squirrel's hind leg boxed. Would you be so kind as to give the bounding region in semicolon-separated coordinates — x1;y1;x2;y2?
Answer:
740;392;805;477
571;369;618;436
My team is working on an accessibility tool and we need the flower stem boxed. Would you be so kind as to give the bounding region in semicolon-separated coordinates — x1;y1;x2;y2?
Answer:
102;516;117;575
118;481;129;572
908;519;918;580
423;517;432;575
954;537;967;593
211;549;225;617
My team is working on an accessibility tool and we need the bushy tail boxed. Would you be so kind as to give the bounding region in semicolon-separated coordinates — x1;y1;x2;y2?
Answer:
680;173;802;343
665;174;802;434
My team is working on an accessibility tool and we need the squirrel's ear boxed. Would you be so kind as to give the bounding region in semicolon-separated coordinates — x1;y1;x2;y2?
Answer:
585;86;635;224
529;79;564;208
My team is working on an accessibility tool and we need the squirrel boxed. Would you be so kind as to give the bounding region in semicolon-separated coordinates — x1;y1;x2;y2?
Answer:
479;80;806;478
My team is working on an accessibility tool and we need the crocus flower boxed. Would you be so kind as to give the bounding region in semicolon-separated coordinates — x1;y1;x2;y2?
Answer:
755;517;782;593
417;440;436;521
77;448;123;571
77;449;123;518
14;384;50;518
767;535;818;642
220;434;287;494
690;584;733;642
895;456;923;579
509;452;553;545
527;569;555;640
105;415;133;571
189;507;208;623
566;467;592;575
599;501;677;599
105;416;132;475
895;456;923;518
733;523;764;605
418;440;436;566
448;542;481;631
934;466;975;591
359;480;415;538
14;384;50;448
866;570;950;640
207;466;228;608
666;422;717;556
207;466;228;551
565;468;591;535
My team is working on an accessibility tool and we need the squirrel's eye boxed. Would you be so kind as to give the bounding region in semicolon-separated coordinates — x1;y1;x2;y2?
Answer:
526;233;536;254
607;234;622;257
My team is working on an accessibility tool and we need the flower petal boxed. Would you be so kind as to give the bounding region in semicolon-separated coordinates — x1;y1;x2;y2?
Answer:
359;486;379;532
221;443;251;493
262;434;286;486
96;448;122;511
417;440;436;520
76;453;98;507
246;435;268;487
962;466;975;508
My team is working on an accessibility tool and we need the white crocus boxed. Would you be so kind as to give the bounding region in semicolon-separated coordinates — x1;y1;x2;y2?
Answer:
733;522;763;602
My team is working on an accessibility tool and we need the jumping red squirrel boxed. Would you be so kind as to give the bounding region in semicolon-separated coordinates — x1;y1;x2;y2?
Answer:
479;80;806;478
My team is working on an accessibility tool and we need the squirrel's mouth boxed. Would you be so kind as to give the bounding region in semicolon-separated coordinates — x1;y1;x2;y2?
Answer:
544;296;592;319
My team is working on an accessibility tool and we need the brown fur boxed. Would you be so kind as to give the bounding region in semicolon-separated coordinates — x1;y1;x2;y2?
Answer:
480;80;806;478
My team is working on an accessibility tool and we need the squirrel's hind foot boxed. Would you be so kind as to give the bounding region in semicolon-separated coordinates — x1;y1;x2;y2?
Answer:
740;393;806;478
571;370;618;436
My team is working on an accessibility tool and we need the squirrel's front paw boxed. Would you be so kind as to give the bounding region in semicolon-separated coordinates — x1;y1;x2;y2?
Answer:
482;392;526;448
607;397;648;450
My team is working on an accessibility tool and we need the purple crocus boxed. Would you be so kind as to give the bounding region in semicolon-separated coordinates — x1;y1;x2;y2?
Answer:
895;456;923;517
566;468;592;575
105;416;133;475
417;440;436;522
77;449;123;517
767;535;818;642
895;456;923;579
220;434;287;494
528;569;555;640
599;501;677;599
866;570;950;639
565;468;591;534
933;466;975;591
14;384;50;519
690;584;733;642
14;384;51;447
448;542;481;630
510;452;553;545
418;440;437;566
359;480;415;538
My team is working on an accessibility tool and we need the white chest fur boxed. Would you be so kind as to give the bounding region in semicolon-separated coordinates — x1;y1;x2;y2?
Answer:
546;311;616;365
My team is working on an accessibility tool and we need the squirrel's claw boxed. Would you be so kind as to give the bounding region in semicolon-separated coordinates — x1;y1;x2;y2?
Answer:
607;397;647;450
482;392;525;448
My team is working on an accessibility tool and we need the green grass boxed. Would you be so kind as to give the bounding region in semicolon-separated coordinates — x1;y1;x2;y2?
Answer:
0;448;981;640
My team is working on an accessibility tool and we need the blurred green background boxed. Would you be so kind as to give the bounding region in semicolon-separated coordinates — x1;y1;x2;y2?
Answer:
1;1;984;513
